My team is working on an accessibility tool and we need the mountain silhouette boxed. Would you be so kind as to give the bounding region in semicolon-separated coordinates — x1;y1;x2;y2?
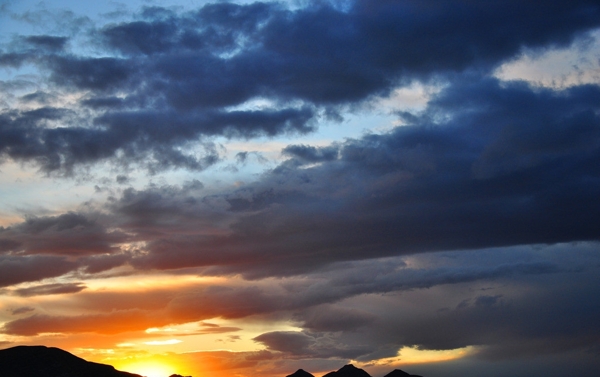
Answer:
0;345;144;377
287;369;316;377
322;364;422;377
323;364;373;377
382;369;423;377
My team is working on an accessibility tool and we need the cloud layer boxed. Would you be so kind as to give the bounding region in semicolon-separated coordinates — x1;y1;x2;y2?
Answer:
1;1;600;376
1;0;599;173
3;77;599;280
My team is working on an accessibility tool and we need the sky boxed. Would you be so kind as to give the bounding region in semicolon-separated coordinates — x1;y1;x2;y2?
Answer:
1;0;600;376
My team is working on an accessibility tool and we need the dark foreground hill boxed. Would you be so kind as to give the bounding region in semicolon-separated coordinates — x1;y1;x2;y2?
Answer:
0;345;143;377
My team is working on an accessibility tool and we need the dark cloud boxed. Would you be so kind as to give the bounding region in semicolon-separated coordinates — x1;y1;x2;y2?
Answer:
21;35;68;51
108;184;230;241
282;144;340;164
115;175;129;184
1;247;597;366
13;282;87;297
0;79;36;93
100;19;180;56
363;271;600;358
126;78;600;277
0;52;30;68
0;251;564;336
246;250;600;363
236;152;250;164
79;251;131;274
1;1;599;173
2;78;599;280
235;151;268;165
410;354;600;377
79;96;125;110
12;75;593;276
166;285;282;323
195;322;242;335
8;7;92;35
19;91;55;104
0;105;313;174
0;212;127;256
0;238;21;252
47;56;133;91
9;307;35;315
253;331;314;355
253;331;371;360
474;294;503;307
294;305;375;332
0;255;78;288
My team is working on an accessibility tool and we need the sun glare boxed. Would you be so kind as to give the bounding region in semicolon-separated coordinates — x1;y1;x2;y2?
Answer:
119;361;177;377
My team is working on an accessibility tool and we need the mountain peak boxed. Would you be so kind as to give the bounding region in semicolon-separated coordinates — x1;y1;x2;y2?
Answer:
286;369;315;377
383;369;423;377
323;364;372;377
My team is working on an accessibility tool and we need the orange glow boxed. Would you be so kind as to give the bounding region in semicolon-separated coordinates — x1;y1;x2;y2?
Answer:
115;358;179;377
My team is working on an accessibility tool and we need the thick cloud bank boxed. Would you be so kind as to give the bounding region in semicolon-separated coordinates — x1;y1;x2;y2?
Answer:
1;0;599;173
5;77;598;277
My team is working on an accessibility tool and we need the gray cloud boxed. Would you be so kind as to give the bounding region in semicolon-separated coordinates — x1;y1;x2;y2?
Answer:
107;79;600;278
9;306;35;315
2;77;599;285
21;35;68;51
294;305;376;332
1;246;597;367
0;212;128;256
0;255;78;288
254;331;314;355
12;282;87;297
254;331;372;360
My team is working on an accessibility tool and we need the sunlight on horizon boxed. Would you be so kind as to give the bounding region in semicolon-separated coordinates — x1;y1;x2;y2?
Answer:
116;359;179;377
359;345;476;368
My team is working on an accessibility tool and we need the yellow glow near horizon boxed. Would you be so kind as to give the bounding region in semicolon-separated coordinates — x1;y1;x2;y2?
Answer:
117;360;178;377
144;339;182;345
362;345;475;367
399;345;475;363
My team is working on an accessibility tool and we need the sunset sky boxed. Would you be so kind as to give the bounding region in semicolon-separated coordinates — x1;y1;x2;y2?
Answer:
1;1;600;376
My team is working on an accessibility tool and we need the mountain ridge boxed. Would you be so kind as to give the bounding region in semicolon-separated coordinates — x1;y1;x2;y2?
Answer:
288;364;422;377
0;345;143;377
